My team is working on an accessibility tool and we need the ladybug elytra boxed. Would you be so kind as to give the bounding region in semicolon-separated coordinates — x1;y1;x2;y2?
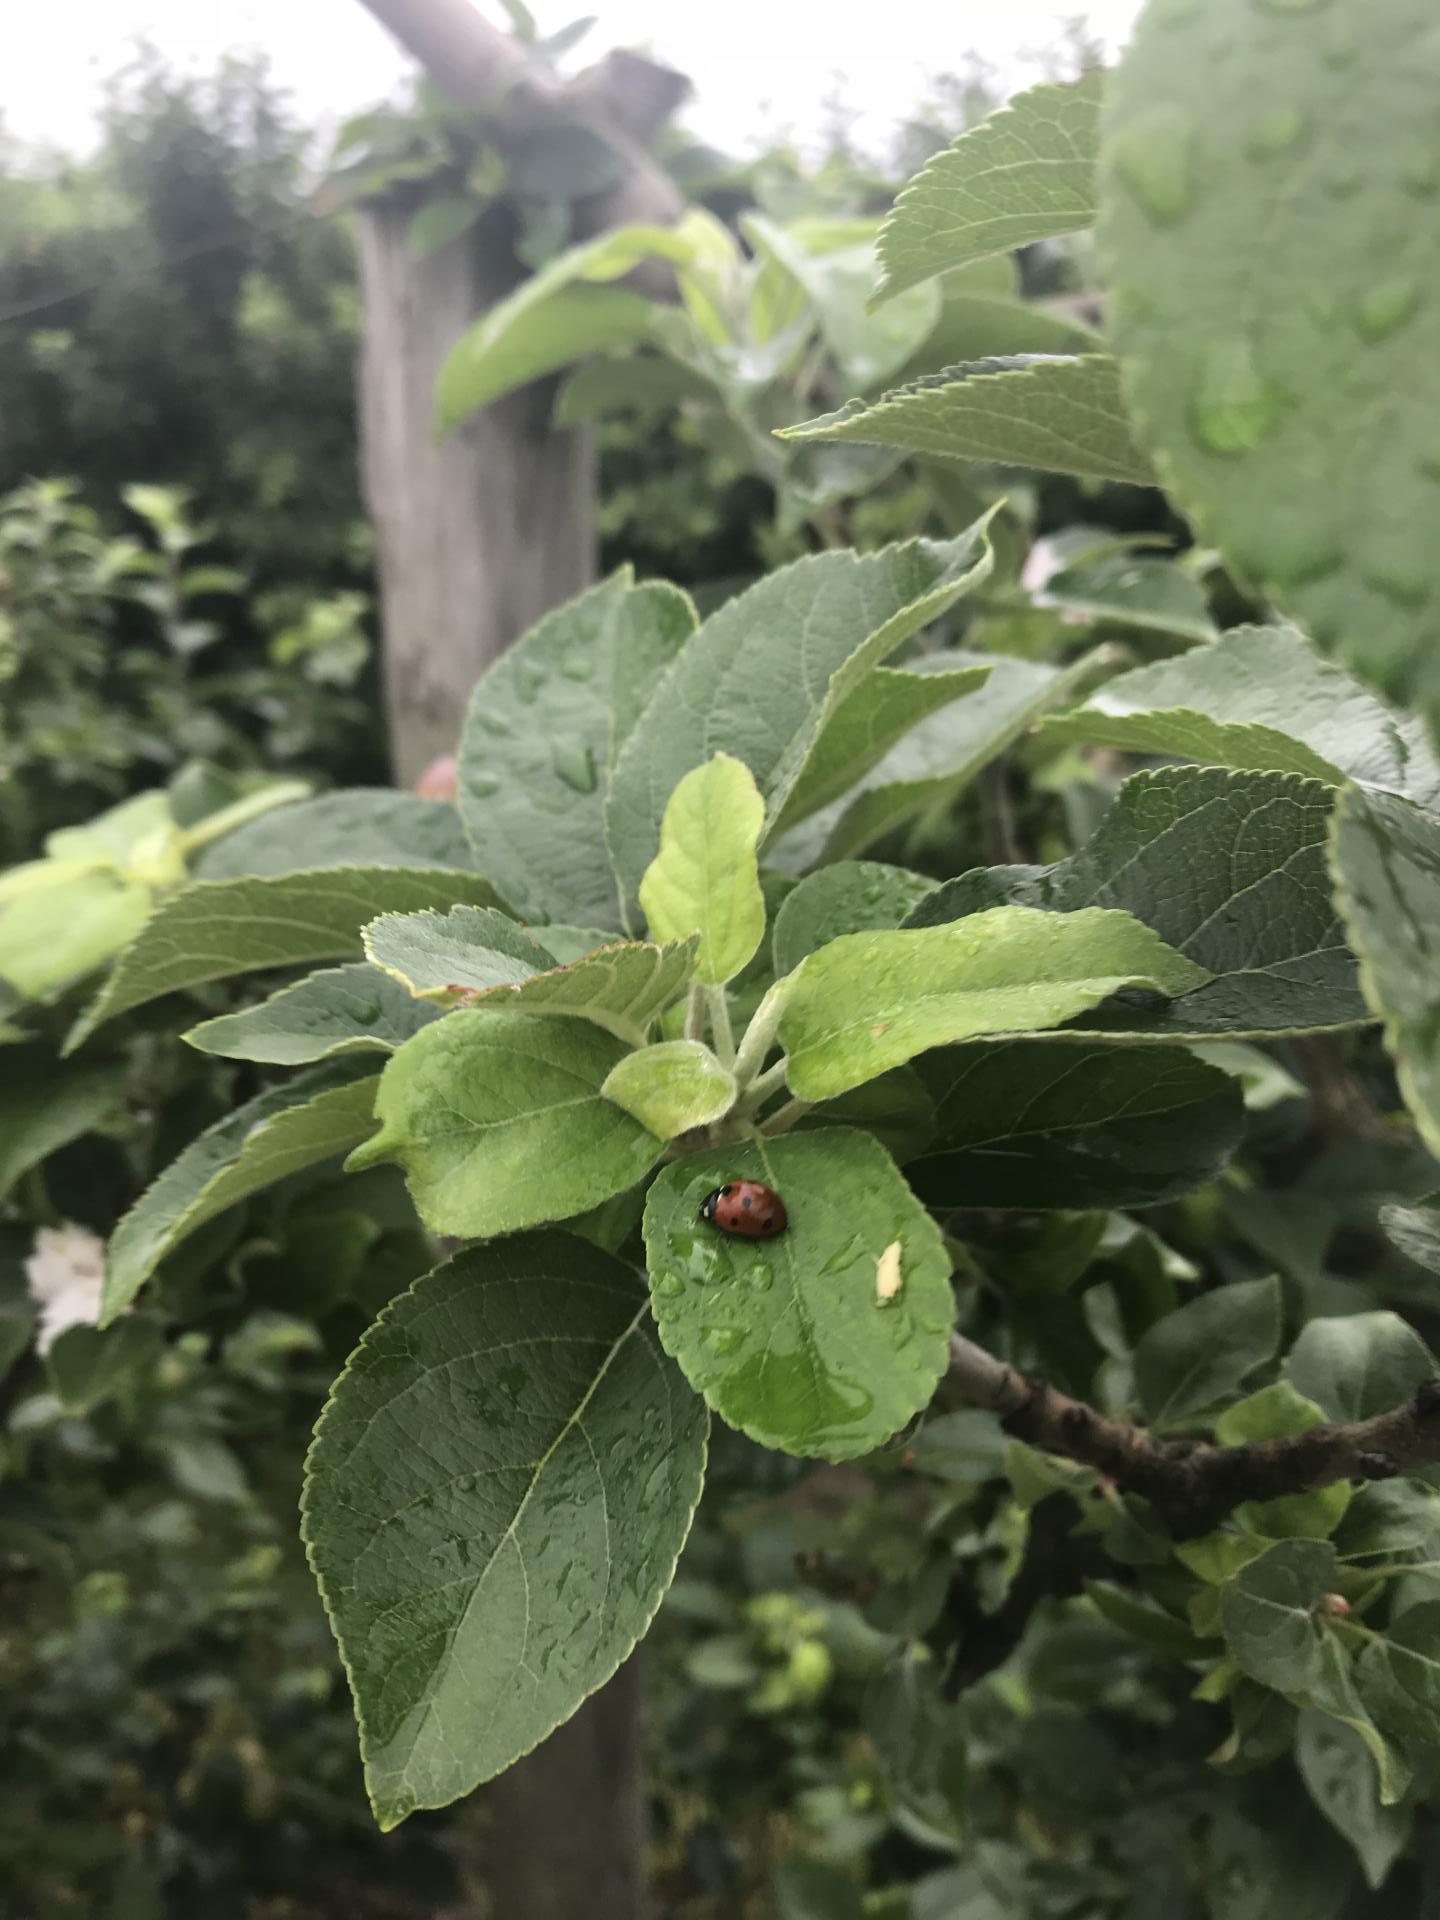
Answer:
700;1180;788;1239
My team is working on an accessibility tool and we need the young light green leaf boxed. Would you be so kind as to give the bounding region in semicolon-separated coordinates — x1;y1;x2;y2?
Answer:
1042;628;1414;791
770;659;991;838
104;1059;382;1322
601;1040;736;1138
1330;787;1440;1156
876;73;1103;301
436;222;702;429
778;652;1105;869
302;1236;707;1828
0;1051;127;1196
783;357;1156;487
453;940;697;1048
458;572;697;928
771;862;937;977
1296;1711;1412;1890
1286;1313;1439;1426
1133;1276;1281;1428
910;768;1368;1041
606;523;997;904
185;964;443;1064
46;1319;163;1414
363;906;557;999
639;754;765;985
777;906;1208;1101
1099;0;1440;737
0;863;152;1003
644;1128;953;1461
907;1039;1243;1210
195;791;480;880
348;1012;663;1237
66;868;504;1051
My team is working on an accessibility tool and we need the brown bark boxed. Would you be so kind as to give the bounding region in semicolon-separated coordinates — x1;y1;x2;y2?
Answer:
947;1330;1440;1540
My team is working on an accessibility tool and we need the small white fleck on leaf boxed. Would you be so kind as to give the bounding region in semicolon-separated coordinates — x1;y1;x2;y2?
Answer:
876;1240;904;1306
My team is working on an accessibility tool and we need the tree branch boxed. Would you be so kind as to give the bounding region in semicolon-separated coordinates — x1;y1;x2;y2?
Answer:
947;1330;1440;1540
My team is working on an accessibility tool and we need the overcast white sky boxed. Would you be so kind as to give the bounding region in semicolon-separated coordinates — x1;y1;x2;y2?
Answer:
5;1;1143;157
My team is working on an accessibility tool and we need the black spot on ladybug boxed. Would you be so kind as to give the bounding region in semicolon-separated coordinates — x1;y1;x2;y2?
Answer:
700;1180;789;1240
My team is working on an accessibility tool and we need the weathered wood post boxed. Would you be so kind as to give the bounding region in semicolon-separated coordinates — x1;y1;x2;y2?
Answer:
350;5;688;1910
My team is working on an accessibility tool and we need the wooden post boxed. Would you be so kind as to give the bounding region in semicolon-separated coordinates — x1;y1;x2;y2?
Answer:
356;205;595;786
350;5;688;1910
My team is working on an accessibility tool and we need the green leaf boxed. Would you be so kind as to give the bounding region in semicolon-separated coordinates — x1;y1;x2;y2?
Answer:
779;652;1104;868
363;906;557;999
46;1318;163;1414
1037;550;1215;645
1357;1602;1440;1757
348;1012;662;1237
772;863;937;977
66;868;505;1051
876;73;1103;300
1042;627;1416;790
195;791;479;879
444;941;698;1049
1380;1194;1440;1276
435;222;701;430
0;863;151;1002
777;906;1208;1102
601;1041;736;1138
1286;1312;1439;1425
1296;1710;1412;1890
910;768;1368;1040
797;1067;938;1166
1330;787;1440;1155
771;659;992;837
606;524;997;906
0;1051;127;1195
458;572;697;927
1221;1538;1336;1696
783;357;1157;488
907;1039;1243;1209
643;1128;953;1461
184;964;443;1064
639;754;766;985
1133;1276;1281;1427
863;1659;967;1849
104;1060;381;1322
1098;0;1440;735
302;1235;707;1827
406;194;480;257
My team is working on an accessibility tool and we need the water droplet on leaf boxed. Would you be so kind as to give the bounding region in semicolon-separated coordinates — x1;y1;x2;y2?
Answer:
559;652;595;682
1190;340;1284;455
1111;106;1198;224
1247;108;1307;158
654;1272;684;1298
552;743;598;794
467;772;501;798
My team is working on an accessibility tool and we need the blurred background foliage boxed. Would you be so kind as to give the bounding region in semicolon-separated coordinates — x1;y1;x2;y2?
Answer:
7;26;1439;1920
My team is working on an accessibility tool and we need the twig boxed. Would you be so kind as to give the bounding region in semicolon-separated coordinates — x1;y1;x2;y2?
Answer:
946;1330;1440;1540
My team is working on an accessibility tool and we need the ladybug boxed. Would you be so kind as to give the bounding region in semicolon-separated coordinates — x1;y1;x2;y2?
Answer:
700;1180;788;1240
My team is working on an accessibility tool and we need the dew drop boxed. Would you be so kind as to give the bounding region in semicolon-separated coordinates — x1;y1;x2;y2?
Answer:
1246;108;1307;159
467;771;501;798
474;707;512;736
1110;106;1198;225
559;651;595;683
457;1473;476;1493
1189;340;1284;456
654;1272;684;1298
513;660;546;704
701;1325;744;1357
552;742;598;794
748;1267;774;1293
1353;278;1420;343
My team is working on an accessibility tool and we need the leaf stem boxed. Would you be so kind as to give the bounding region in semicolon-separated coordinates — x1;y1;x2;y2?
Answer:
706;985;736;1067
761;1097;812;1138
737;1057;789;1114
683;984;705;1043
731;981;787;1090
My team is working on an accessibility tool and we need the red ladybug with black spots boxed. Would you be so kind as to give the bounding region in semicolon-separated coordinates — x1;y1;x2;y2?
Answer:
700;1180;788;1239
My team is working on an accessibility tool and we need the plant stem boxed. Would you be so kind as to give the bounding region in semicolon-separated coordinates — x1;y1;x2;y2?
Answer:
731;982;787;1090
706;986;736;1066
737;1058;789;1114
761;1097;812;1137
683;984;705;1043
